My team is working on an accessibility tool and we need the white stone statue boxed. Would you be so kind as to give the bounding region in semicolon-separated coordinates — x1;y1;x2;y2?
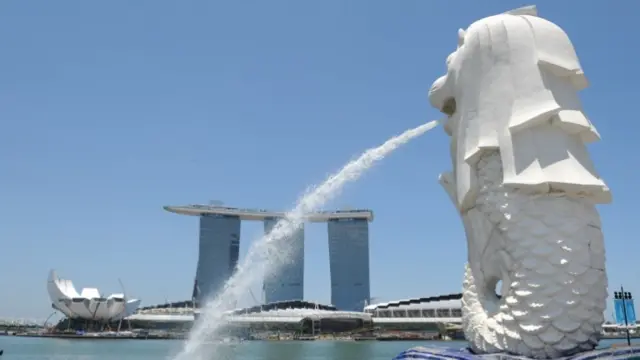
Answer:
429;5;611;359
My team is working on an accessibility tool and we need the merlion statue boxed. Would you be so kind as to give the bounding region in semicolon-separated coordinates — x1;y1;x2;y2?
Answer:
429;5;611;359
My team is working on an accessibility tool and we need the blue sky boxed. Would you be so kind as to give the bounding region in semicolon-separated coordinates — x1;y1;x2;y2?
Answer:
0;0;637;320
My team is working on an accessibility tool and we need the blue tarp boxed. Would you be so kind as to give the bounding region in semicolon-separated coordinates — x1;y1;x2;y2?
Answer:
392;346;640;360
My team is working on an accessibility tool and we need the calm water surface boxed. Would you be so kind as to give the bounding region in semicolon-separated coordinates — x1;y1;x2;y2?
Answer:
0;337;637;360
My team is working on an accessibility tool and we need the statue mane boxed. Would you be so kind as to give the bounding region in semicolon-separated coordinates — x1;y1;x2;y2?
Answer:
443;6;610;211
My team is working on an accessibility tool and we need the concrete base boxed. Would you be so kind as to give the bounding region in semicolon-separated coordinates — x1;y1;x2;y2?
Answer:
392;346;640;360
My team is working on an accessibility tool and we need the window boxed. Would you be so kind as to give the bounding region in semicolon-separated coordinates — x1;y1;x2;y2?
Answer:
436;309;450;318
422;309;435;318
408;310;421;318
229;245;240;273
393;310;406;318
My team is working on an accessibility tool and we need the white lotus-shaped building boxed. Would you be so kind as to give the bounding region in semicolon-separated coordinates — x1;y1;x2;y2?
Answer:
47;270;141;322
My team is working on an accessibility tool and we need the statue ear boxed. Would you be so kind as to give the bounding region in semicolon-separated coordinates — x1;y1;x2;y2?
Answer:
458;29;466;47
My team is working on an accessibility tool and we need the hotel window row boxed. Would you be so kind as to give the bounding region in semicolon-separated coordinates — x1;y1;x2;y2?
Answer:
365;308;462;318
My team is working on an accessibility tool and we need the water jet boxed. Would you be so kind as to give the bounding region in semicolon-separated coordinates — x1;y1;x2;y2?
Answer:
172;120;439;360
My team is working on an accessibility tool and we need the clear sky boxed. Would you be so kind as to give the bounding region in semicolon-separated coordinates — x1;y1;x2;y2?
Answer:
1;0;638;321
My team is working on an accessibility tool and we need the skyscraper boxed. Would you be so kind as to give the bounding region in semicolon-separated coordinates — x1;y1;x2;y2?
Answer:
165;204;373;310
263;217;304;303
193;214;241;303
328;218;371;312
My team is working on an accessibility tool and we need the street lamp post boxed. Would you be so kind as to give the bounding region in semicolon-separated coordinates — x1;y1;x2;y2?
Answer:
614;287;633;347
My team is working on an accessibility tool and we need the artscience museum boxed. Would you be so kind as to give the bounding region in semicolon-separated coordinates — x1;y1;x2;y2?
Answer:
47;270;141;322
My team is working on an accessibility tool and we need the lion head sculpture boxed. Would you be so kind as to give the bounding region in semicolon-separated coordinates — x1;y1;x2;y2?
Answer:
429;5;610;212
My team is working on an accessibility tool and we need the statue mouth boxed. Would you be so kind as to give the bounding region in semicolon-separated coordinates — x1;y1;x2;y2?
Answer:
441;97;456;117
428;75;456;135
441;98;456;136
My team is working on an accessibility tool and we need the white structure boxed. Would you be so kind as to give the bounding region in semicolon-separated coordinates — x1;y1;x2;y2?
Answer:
125;309;370;329
429;5;609;359
364;294;462;324
223;308;371;326
127;300;371;334
164;205;374;222
47;270;141;322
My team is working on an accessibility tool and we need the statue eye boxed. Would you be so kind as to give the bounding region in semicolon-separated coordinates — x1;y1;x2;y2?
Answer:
446;53;454;67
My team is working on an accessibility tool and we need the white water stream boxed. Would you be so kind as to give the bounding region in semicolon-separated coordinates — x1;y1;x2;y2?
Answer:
173;120;439;360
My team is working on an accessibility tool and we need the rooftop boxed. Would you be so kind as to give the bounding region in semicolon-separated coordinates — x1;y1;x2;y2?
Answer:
364;293;463;311
164;205;374;222
127;300;371;324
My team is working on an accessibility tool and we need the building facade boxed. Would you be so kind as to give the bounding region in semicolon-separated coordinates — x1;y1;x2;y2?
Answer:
327;218;371;312
47;270;141;322
194;214;241;303
263;217;305;303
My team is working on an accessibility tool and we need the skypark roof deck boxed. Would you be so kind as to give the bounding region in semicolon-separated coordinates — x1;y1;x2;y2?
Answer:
164;205;374;222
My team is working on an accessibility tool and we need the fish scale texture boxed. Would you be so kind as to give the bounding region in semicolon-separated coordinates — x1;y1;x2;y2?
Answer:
461;151;607;359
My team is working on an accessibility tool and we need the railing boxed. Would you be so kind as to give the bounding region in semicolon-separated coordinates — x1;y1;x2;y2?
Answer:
369;308;462;319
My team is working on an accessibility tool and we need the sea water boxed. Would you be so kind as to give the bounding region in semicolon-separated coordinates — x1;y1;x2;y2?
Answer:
2;337;638;360
0;337;459;360
174;121;439;360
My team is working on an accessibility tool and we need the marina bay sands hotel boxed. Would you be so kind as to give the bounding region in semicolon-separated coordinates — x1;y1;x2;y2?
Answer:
164;204;374;312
